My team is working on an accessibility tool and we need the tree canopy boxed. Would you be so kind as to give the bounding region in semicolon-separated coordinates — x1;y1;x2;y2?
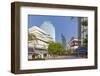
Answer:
48;42;64;55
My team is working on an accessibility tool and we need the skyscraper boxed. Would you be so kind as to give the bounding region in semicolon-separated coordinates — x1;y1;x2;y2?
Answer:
40;21;55;42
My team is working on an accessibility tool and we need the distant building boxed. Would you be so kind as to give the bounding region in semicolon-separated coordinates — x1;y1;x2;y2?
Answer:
66;17;88;53
40;21;56;42
28;26;54;60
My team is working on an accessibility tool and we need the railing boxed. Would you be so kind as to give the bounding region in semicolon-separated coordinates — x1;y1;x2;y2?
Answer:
29;43;48;49
34;44;47;50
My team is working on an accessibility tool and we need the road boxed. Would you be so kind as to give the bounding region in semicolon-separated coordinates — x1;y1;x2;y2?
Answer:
45;55;84;60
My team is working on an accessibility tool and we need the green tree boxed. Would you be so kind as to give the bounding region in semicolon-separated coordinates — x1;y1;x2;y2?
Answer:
81;18;88;48
81;19;88;26
83;36;88;48
48;42;64;57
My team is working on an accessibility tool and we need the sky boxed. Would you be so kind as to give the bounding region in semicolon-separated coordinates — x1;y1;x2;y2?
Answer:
28;15;79;43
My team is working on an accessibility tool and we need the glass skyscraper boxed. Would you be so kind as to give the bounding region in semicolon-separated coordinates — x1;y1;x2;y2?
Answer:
40;21;55;42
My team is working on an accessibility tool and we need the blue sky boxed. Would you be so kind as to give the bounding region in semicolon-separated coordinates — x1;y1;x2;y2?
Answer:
28;15;78;43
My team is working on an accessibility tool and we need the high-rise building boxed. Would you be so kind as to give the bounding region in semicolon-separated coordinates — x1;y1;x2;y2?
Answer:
40;21;56;42
78;17;88;46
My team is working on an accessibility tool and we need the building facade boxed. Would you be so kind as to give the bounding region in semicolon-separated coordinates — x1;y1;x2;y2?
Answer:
67;37;79;50
78;17;88;46
28;26;54;60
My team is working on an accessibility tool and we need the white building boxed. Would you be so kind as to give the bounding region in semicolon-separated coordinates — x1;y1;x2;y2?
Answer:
67;37;79;51
28;26;54;60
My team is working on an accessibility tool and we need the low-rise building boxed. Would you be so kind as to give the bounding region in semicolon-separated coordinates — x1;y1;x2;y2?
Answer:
67;37;80;51
28;26;54;60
